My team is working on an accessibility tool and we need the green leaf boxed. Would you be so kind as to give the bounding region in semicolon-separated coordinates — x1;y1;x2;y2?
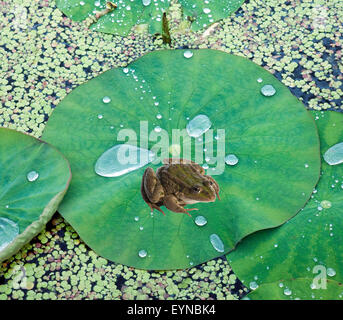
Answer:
42;49;320;270
246;279;343;300
179;0;244;32
0;128;71;263
56;0;244;35
227;111;343;300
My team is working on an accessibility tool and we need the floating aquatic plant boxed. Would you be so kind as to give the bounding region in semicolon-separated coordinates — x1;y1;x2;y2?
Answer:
227;111;343;300
0;128;71;263
42;49;320;270
56;0;245;35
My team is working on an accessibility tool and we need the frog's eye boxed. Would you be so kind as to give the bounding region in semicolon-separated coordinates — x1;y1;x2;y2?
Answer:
192;186;202;193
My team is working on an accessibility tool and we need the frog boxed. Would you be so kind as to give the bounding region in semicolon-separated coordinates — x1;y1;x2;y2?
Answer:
141;158;220;216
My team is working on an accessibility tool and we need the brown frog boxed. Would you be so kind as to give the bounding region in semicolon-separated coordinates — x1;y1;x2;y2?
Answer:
141;158;220;216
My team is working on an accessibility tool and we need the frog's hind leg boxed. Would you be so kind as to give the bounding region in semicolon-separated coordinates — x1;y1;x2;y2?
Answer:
142;167;164;203
141;167;166;215
163;195;198;217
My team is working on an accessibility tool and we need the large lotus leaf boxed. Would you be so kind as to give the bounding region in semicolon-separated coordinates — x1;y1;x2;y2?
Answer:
227;111;343;300
0;128;71;263
42;49;320;270
56;0;244;35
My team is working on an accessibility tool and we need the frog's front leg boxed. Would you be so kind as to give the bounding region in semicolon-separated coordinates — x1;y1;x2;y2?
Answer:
163;195;198;217
141;167;166;215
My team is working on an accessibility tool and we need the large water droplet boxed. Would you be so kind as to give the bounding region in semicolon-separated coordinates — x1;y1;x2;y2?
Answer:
138;249;147;258
327;267;336;277
184;50;193;59
95;144;155;177
27;171;39;182
195;215;207;227
209;234;224;252
323;142;343;165
186;115;212;138
203;8;211;14
0;217;19;251
261;84;276;97
225;154;239;166
249;281;259;290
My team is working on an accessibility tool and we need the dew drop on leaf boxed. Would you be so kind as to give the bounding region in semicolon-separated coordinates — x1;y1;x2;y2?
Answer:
323;142;343;165
209;234;224;252
186;115;212;138
0;217;19;251
27;171;39;182
283;288;292;296
138;249;147;258
183;50;193;59
95;144;155;177
249;281;259;290
103;96;111;104
195;215;207;227
327;268;336;277
225;154;239;166
261;84;276;97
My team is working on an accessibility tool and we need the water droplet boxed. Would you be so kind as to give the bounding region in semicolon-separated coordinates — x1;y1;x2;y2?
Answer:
261;84;276;97
27;171;39;182
284;288;292;296
98;114;103;119
225;154;239;166
203;8;211;14
123;68;129;74
156;113;162;120
95;144;155;177
249;281;259;290
186;115;212;138
138;249;147;258
134;216;139;222
139;226;144;231
195;216;207;227
279;282;284;288
0;217;19;251
304;163;309;168
320;200;332;209
142;0;151;5
257;78;263;83
154;126;162;133
327;268;336;277
80;1;85;5
183;50;193;59
323;142;343;165
202;164;209;170
102;96;111;104
209;234;224;252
